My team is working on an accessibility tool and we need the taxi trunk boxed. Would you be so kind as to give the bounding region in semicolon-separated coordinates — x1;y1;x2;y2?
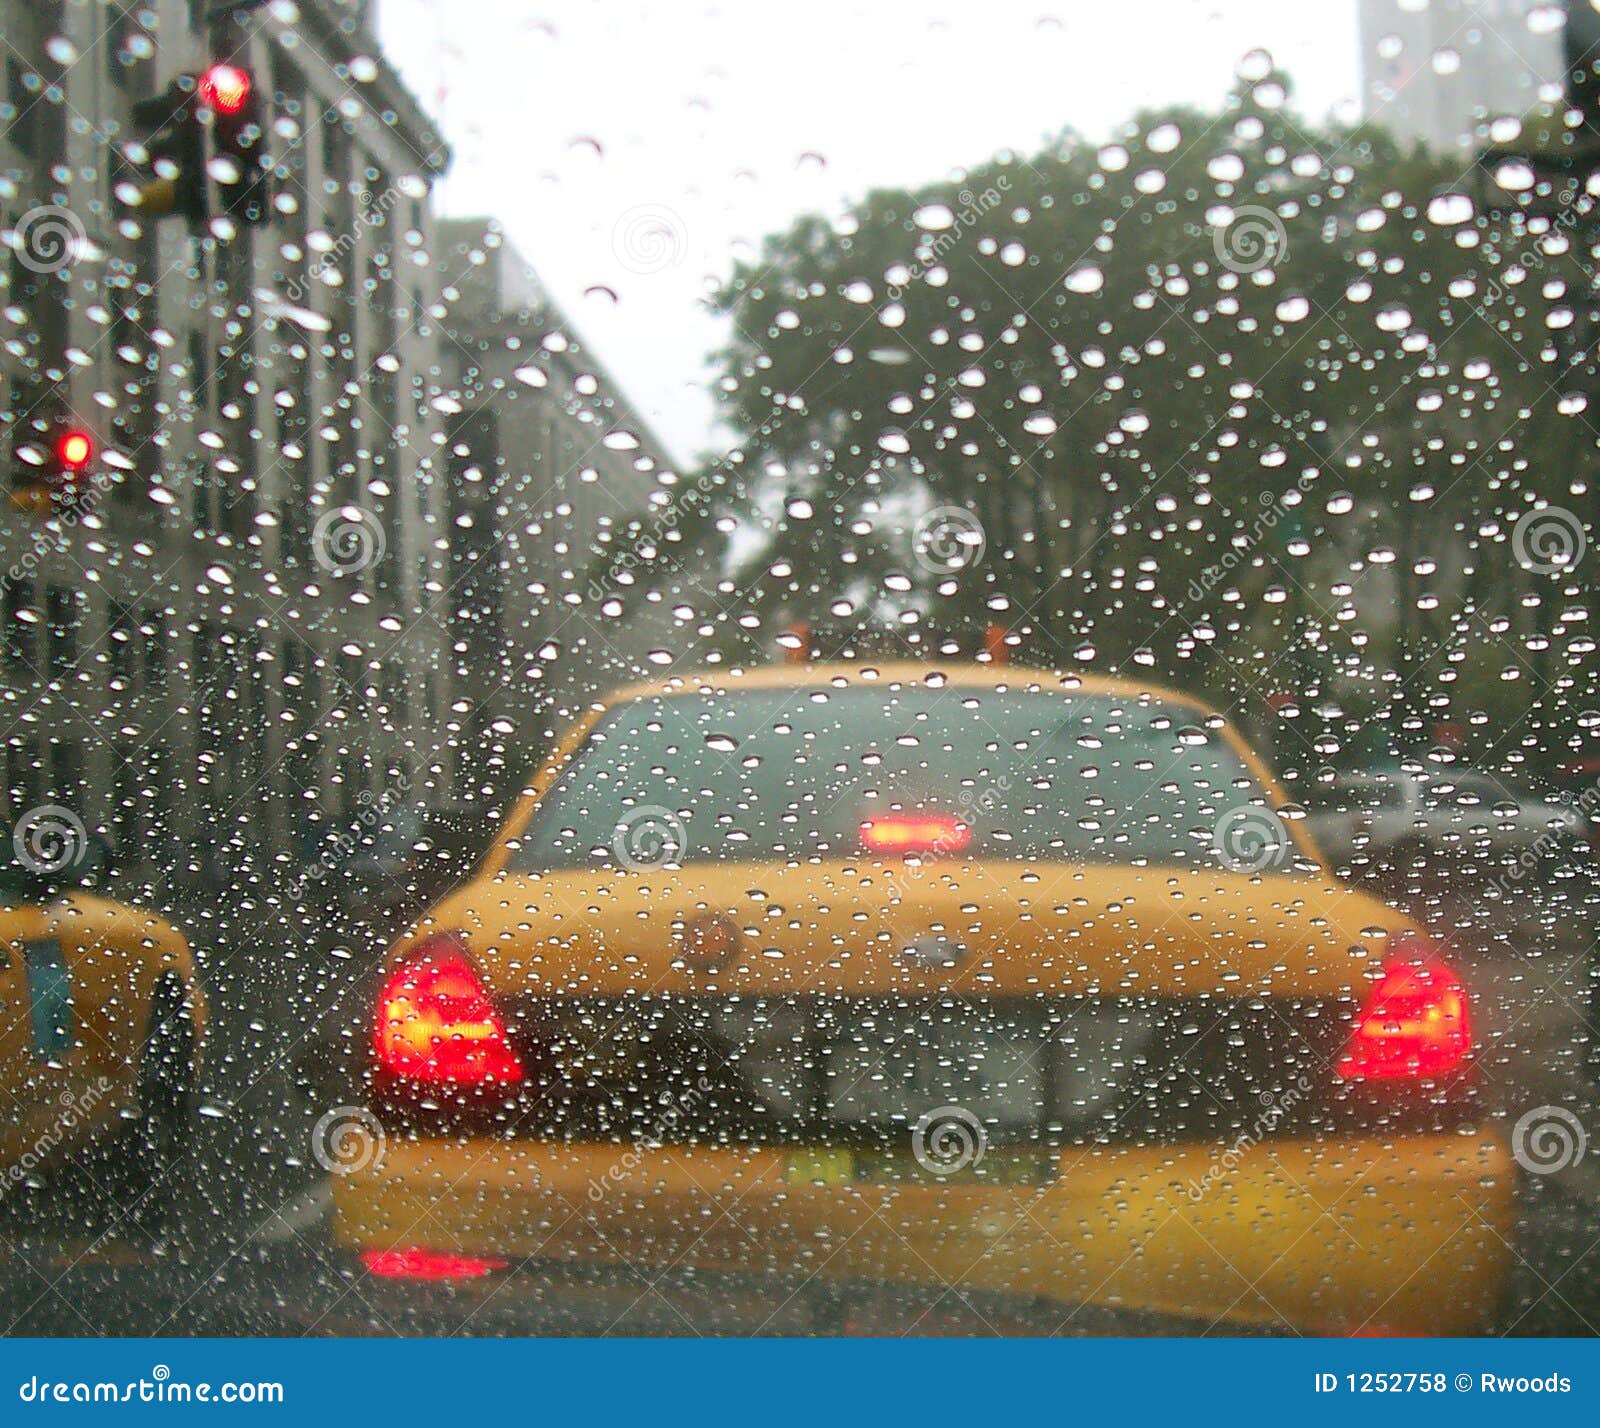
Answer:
334;861;1517;1334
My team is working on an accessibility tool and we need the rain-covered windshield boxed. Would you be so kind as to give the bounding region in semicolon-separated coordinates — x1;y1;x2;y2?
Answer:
0;0;1597;1349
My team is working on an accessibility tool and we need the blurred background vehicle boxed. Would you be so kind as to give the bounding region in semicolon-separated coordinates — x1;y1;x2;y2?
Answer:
1304;766;1592;885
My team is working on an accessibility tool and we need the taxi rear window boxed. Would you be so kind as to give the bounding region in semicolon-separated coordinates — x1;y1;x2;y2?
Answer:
507;686;1281;872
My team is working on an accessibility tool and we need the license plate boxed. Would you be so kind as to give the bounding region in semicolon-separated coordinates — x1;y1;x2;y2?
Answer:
820;1001;1048;1129
817;999;1158;1134
1053;1001;1159;1127
709;996;1159;1140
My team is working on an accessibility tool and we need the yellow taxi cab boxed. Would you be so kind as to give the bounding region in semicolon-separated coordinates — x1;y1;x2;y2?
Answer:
0;812;205;1217
333;662;1513;1334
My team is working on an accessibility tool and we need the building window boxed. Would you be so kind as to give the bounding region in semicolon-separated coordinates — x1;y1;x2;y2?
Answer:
4;737;40;814
188;330;213;529
5;59;39;160
108;601;135;687
45;587;79;679
112;749;140;859
193;623;217;754
141;608;168;690
145;741;174;867
3;578;36;672
49;739;81;809
106;10;137;90
320;111;343;194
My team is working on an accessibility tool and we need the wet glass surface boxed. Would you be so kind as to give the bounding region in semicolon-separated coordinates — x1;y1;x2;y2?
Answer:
0;0;1596;1338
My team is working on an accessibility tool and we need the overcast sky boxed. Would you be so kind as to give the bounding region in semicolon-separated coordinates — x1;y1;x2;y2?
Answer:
377;1;1364;465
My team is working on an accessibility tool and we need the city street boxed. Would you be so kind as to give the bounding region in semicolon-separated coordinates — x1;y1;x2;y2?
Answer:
7;0;1600;1351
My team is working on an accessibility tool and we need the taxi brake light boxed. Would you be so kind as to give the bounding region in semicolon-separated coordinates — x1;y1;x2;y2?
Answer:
1336;954;1470;1082
374;935;523;1084
361;1249;507;1280
860;814;970;855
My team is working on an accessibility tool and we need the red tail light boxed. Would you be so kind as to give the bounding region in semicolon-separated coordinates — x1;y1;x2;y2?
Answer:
1336;953;1471;1082
374;935;523;1084
860;813;971;855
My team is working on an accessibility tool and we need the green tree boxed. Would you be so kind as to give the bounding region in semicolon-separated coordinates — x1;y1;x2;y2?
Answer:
666;76;1598;774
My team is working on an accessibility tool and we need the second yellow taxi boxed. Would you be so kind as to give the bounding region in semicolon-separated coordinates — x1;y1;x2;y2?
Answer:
1;813;204;1221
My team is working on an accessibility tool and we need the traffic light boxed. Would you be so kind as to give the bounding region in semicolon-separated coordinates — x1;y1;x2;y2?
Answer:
120;66;271;229
124;77;206;226
198;63;250;117
55;428;94;475
201;63;271;226
10;422;97;515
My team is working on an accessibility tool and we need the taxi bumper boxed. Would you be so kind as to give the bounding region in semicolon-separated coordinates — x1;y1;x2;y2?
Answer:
332;1130;1516;1335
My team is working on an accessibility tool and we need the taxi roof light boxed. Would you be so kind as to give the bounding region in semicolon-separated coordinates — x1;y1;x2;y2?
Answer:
859;813;971;855
1336;951;1470;1082
374;935;523;1085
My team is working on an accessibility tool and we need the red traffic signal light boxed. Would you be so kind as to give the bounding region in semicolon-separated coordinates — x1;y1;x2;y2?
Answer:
201;64;270;227
123;65;269;230
8;424;96;515
56;429;93;472
199;64;251;117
